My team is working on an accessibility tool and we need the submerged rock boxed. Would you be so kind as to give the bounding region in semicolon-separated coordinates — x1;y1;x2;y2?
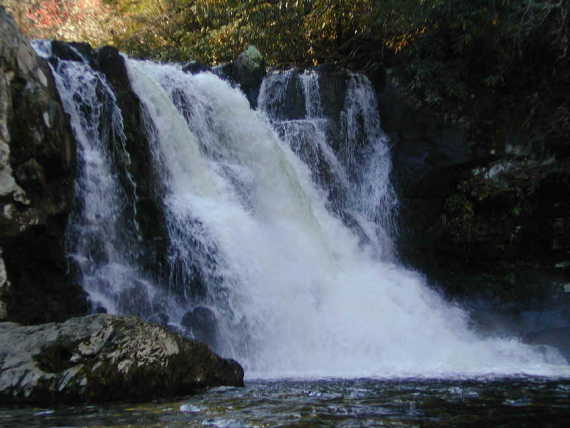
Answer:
182;306;219;348
0;314;244;404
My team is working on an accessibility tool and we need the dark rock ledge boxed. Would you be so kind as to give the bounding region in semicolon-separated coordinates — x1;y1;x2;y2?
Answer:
0;314;244;404
1;6;87;324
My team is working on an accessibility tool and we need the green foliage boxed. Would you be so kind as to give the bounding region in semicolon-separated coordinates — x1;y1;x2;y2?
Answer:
387;0;569;109
77;0;379;66
5;0;568;73
3;0;568;148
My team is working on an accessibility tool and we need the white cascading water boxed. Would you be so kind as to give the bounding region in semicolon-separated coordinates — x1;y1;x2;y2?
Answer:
260;70;398;260
32;38;569;378
123;59;568;378
32;42;175;320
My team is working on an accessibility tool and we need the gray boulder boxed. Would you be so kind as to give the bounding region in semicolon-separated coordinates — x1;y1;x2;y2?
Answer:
0;314;244;404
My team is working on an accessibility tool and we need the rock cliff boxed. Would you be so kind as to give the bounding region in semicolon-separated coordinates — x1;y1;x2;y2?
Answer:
0;9;246;404
376;73;570;345
0;7;87;324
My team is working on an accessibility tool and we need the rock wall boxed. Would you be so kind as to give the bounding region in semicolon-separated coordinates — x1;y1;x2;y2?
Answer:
48;41;173;293
0;7;87;324
376;72;570;344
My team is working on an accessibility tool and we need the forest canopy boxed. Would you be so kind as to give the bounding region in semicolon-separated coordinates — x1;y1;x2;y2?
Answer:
3;1;567;68
2;0;568;138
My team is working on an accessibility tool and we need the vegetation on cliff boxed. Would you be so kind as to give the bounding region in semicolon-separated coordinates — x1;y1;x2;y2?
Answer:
3;0;568;130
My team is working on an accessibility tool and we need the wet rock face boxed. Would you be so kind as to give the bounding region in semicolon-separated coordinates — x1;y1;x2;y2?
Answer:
440;160;570;268
93;45;171;281
376;79;471;272
377;74;570;299
0;7;88;323
0;314;244;404
182;306;219;349
182;60;211;75
426;157;570;316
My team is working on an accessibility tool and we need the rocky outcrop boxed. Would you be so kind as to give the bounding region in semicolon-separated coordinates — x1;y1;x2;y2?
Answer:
381;77;570;298
376;71;570;344
214;45;266;109
0;7;88;324
0;314;244;404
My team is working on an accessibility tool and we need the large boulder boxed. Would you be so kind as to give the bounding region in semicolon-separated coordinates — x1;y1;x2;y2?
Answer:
0;314;244;404
216;45;266;109
0;7;88;324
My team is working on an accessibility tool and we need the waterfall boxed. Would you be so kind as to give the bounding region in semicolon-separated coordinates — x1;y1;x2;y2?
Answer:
32;43;180;326
34;42;568;378
259;70;398;260
33;43;146;315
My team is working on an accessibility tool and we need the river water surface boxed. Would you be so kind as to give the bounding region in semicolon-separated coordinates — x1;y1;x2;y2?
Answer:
2;377;570;427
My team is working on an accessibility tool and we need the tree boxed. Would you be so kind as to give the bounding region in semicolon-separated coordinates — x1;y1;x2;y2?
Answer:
2;0;116;45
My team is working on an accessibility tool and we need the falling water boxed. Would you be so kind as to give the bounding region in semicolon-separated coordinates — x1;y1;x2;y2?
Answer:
33;41;568;378
124;60;567;377
259;70;398;259
32;42;173;323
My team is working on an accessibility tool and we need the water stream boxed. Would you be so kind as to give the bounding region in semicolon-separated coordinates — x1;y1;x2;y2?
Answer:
3;378;570;427
32;43;569;380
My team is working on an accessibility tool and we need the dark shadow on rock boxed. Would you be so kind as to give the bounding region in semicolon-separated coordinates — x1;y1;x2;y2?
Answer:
183;61;211;74
182;306;219;349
